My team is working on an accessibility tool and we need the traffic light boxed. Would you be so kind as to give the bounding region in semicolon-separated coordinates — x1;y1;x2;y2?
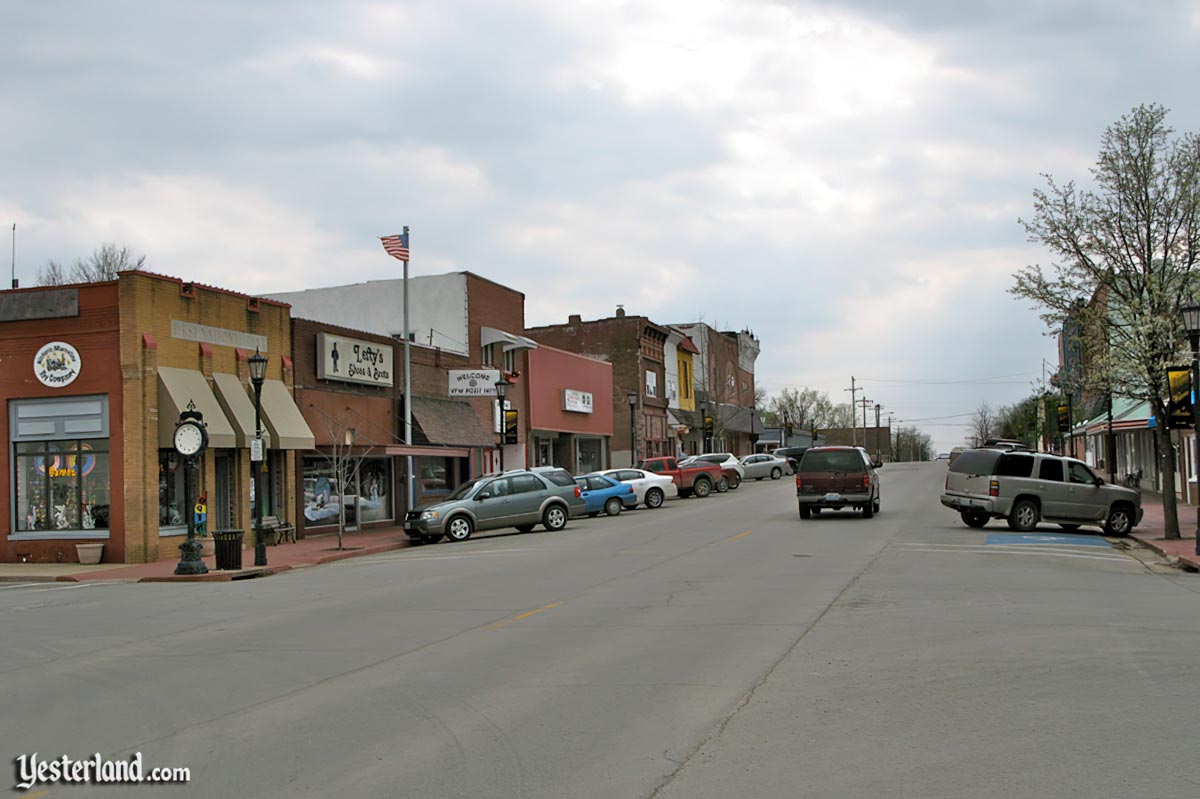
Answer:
704;415;714;436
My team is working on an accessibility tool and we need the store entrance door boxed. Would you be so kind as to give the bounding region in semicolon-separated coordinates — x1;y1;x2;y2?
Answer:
214;451;234;529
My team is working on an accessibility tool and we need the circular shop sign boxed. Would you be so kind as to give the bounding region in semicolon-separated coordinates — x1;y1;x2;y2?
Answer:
34;341;82;388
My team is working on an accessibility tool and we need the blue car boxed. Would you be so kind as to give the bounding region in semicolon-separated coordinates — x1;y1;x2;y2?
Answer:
575;473;638;517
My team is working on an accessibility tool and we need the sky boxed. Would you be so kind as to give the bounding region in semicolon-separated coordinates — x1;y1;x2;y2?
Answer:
3;0;1199;451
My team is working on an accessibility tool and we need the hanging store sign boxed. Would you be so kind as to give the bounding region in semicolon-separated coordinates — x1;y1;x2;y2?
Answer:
562;389;594;414
316;333;393;387
33;341;82;388
1166;366;1193;430
449;369;503;397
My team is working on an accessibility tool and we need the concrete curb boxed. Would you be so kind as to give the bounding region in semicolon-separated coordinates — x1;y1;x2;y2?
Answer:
139;566;291;583
1130;534;1200;572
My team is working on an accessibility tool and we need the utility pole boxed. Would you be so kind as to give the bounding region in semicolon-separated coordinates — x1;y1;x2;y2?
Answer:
874;403;882;462
858;397;872;449
844;376;858;446
886;412;895;461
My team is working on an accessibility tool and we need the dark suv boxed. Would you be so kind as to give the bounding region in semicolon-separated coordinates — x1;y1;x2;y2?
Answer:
772;446;809;474
795;446;882;519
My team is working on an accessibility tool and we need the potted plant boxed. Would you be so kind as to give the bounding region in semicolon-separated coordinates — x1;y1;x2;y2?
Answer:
75;542;104;564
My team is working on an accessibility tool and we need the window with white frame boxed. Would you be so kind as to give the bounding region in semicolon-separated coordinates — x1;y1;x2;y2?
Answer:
646;370;658;397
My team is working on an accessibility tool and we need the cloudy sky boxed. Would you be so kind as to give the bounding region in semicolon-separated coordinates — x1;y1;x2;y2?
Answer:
4;0;1199;449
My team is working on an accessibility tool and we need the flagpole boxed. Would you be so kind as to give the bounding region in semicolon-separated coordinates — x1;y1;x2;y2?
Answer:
403;226;415;515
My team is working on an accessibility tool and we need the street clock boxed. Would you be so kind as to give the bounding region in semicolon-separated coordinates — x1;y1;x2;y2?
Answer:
174;405;208;457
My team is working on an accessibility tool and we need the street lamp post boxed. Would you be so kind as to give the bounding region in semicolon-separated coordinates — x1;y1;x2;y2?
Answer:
874;403;882;462
248;348;268;567
1181;302;1200;556
495;378;509;473
626;391;638;466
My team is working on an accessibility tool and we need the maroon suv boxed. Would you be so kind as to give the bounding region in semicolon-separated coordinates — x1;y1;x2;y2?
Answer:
795;446;882;519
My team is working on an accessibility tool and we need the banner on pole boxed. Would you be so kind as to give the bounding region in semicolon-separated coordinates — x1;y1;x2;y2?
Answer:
1166;366;1193;430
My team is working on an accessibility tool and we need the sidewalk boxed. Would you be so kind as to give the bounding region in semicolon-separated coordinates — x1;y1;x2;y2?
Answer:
1129;495;1200;572
0;526;417;583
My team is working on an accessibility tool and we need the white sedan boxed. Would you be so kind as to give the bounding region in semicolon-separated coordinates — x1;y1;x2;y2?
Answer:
597;468;679;509
739;453;789;480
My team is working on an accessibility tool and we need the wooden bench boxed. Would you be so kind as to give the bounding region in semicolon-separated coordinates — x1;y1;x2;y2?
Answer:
260;515;296;545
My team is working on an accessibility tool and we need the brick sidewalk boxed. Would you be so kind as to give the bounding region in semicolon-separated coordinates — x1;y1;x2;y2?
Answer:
1130;494;1200;571
0;526;417;583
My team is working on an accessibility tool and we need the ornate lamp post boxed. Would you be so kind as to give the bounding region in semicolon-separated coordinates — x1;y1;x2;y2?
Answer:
1181;302;1200;556
248;348;268;567
626;391;638;466
495;377;510;472
173;403;209;575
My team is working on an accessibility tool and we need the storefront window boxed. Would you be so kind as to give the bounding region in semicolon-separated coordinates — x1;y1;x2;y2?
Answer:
15;439;110;532
159;449;187;528
357;457;392;523
303;456;342;528
576;438;603;474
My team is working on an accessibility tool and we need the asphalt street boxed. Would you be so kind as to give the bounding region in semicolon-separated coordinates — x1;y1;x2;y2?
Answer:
3;464;1200;798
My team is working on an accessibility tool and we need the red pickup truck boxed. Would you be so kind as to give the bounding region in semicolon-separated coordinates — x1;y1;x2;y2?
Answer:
637;457;721;498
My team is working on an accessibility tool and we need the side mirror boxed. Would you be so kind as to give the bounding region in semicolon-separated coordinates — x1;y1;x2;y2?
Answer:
477;491;491;500
873;461;883;469
1095;477;1104;486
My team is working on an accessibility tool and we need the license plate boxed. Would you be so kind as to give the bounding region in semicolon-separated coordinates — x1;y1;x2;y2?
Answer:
823;493;842;502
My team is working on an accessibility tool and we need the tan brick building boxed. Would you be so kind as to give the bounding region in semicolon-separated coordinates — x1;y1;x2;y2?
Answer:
0;272;313;564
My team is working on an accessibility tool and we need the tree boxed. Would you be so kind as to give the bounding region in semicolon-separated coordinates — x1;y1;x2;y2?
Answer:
894;426;933;461
311;406;375;551
996;394;1044;448
1011;103;1200;539
969;402;995;447
37;242;147;285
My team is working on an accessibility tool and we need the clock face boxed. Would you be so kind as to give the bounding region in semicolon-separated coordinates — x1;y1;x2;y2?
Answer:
174;421;206;456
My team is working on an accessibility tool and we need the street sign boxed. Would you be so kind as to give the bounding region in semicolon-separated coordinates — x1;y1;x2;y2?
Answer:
250;438;264;462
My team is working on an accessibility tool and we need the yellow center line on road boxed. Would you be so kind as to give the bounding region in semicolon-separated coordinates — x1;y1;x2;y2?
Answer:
725;529;753;543
487;601;562;630
25;790;49;799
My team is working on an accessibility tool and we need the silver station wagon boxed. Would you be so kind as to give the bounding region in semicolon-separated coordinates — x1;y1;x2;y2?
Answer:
941;448;1142;535
404;469;585;544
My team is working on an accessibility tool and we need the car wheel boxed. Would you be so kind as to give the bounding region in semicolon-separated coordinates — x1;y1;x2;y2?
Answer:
515;524;535;533
961;511;989;528
543;504;568;531
862;501;874;519
604;497;623;516
445;515;473;542
811;508;821;515
873;496;881;514
716;476;729;493
645;488;665;509
692;477;712;498
798;504;811;519
1059;523;1080;532
1105;505;1134;537
1008;499;1039;532
728;474;741;490
421;534;443;544
770;467;782;480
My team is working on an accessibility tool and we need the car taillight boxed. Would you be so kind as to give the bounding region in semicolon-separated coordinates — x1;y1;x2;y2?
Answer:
574;486;582;498
795;475;802;490
627;485;634;493
989;479;1000;497
863;474;870;488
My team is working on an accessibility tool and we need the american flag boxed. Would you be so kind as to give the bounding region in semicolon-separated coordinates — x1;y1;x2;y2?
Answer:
380;232;410;261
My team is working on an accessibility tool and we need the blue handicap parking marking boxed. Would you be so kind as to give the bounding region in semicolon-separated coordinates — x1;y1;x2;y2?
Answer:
985;533;1111;548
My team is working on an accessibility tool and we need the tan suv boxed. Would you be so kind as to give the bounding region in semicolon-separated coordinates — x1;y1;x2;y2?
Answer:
940;448;1142;535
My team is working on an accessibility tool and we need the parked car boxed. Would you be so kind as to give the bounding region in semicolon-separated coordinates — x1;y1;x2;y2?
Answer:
982;439;1033;452
403;469;585;543
772;446;809;474
530;465;578;487
575;473;639;517
739;453;789;481
947;446;966;466
936;452;950;461
940;448;1142;535
597;468;679;508
637;456;722;498
795;446;882;519
684;453;744;491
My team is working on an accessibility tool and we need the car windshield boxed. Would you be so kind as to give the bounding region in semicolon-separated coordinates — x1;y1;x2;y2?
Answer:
800;450;867;473
444;478;482;502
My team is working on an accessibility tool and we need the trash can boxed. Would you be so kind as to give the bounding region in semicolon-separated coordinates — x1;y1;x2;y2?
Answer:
213;529;245;570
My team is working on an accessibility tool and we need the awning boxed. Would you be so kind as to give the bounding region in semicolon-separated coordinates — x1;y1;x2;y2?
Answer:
211;372;271;449
258;379;316;450
481;326;539;352
158;367;237;449
411;396;494;447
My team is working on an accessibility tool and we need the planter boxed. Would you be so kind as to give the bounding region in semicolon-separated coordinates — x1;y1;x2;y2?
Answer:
76;543;104;564
199;537;215;557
